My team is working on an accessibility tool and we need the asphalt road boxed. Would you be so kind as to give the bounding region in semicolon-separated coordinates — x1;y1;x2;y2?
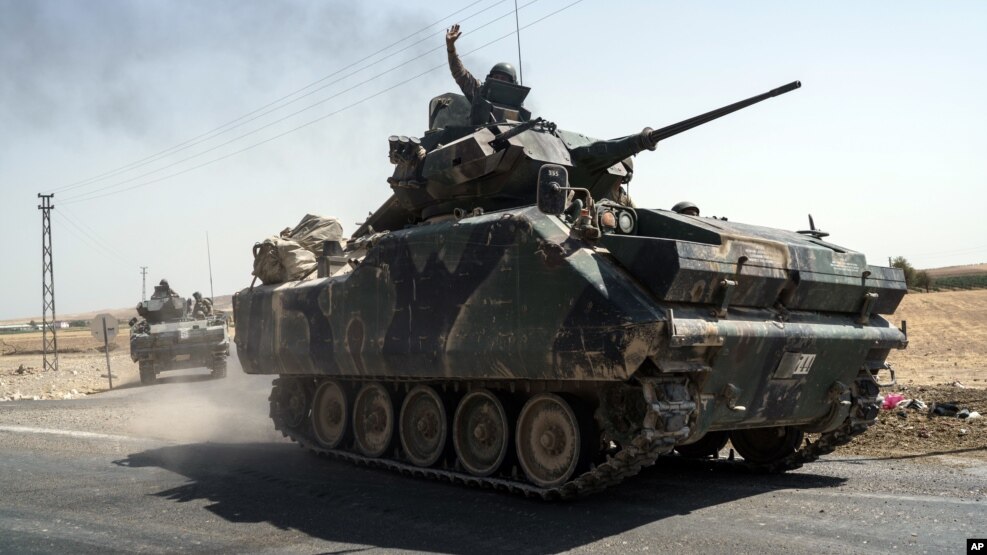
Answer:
1;357;984;554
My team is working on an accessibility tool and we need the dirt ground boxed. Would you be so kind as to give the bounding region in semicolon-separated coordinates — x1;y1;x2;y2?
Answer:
1;329;143;400
884;289;987;386
2;290;985;462
838;382;986;462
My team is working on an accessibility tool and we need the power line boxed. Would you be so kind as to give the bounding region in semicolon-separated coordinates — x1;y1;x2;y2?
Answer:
58;207;137;264
60;0;582;206
60;0;544;204
45;0;505;197
908;244;987;258
53;212;129;267
53;211;135;268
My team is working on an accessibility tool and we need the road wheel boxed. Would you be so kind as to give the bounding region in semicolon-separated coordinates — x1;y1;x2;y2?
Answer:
352;383;394;458
311;380;349;449
675;431;729;459
210;357;227;379
516;393;581;488
399;385;448;467
271;378;310;431
138;361;156;386
730;426;804;465
453;389;510;477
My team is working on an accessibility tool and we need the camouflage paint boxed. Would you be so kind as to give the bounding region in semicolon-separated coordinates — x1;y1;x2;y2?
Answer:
234;206;906;432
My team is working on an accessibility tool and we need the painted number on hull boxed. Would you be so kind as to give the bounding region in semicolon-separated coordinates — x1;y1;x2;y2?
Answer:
774;352;817;379
792;354;816;375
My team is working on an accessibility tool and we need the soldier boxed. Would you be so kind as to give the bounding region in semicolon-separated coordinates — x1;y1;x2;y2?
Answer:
671;201;700;217
192;291;213;319
129;317;149;334
151;279;178;299
445;23;518;106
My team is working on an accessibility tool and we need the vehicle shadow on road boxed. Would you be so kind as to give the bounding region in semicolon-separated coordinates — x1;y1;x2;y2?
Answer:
115;442;845;554
843;445;987;462
153;373;216;385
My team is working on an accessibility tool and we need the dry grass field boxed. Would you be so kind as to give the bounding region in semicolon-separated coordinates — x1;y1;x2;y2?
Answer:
885;289;987;386
925;263;987;278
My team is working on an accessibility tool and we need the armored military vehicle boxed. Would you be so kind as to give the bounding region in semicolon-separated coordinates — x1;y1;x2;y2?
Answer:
130;286;229;386
233;80;907;498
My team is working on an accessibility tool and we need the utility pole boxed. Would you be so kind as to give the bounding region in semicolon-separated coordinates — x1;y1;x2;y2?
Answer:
140;266;148;301
38;193;58;372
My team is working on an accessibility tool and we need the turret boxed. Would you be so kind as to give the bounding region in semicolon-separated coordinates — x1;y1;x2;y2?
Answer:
358;81;802;237
137;296;187;324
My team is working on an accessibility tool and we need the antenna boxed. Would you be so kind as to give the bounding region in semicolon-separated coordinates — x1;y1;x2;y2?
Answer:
797;213;830;239
140;266;148;301
206;232;215;300
514;0;523;85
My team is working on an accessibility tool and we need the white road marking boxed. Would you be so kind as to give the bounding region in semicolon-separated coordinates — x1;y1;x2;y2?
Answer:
800;489;986;506
0;425;149;442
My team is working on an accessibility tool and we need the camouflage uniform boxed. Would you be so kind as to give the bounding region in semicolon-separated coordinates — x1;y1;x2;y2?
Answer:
150;285;177;299
149;279;177;300
446;49;482;103
192;295;213;319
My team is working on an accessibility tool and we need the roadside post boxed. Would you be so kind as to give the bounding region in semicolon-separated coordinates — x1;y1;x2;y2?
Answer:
90;314;119;389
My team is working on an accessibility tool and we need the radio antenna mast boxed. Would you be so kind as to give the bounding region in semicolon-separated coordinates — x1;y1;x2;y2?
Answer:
206;232;215;300
514;0;523;85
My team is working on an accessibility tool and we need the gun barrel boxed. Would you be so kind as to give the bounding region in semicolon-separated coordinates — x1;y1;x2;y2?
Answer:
649;80;801;144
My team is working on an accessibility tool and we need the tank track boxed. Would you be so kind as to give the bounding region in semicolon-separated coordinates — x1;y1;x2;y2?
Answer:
272;372;880;497
271;376;696;500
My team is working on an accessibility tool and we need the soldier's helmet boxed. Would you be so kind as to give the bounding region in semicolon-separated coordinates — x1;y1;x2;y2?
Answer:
487;62;517;84
671;201;700;216
193;291;202;300
159;279;170;287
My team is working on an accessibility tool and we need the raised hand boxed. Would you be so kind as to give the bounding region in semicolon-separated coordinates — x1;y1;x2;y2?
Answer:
446;24;462;50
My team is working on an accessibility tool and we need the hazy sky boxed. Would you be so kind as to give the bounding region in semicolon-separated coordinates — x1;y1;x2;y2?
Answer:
1;0;985;320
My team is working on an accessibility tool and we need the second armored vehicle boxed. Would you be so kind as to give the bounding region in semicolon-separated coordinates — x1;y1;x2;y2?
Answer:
130;282;229;385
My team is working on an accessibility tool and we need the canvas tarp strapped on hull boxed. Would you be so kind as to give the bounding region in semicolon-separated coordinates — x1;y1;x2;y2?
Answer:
287;214;345;255
251;237;317;285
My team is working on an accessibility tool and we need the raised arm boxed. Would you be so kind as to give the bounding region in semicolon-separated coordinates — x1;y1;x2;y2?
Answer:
446;24;481;102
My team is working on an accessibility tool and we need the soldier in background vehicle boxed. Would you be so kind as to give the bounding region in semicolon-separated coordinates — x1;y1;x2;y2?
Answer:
672;201;700;216
192;291;213;319
151;279;178;299
128;317;150;334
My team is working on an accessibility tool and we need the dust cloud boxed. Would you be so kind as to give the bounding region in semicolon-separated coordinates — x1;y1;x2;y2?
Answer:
121;356;285;444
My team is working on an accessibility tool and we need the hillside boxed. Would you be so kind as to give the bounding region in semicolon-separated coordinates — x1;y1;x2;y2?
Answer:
924;263;987;278
0;294;233;326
